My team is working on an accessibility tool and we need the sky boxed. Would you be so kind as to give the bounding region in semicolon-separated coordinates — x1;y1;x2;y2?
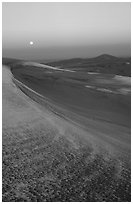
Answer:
2;2;131;60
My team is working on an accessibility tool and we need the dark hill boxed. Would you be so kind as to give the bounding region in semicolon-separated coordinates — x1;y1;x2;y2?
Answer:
46;54;131;77
2;58;23;66
93;54;118;61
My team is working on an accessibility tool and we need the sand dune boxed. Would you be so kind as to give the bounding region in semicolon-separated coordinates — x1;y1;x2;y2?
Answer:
2;64;131;201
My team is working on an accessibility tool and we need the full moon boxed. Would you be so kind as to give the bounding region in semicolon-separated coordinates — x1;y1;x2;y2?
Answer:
30;41;33;45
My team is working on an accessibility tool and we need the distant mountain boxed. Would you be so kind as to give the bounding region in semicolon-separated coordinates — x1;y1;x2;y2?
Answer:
93;54;118;61
46;54;131;77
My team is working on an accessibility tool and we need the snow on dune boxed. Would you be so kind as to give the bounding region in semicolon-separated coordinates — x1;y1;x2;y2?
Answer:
85;85;95;89
22;61;75;72
85;84;130;95
96;88;114;93
118;88;131;95
85;85;116;94
114;75;131;85
88;72;99;75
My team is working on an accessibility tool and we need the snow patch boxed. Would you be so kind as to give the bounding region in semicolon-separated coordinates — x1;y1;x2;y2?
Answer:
22;61;75;72
118;88;131;95
114;75;131;85
88;72;99;75
85;85;95;89
96;88;114;93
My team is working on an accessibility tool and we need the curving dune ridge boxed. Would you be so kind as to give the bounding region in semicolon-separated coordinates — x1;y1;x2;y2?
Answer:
2;64;131;201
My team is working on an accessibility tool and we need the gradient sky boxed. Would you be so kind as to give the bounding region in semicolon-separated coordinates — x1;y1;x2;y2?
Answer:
2;2;131;60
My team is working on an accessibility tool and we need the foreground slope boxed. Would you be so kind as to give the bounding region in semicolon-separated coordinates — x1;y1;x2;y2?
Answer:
3;64;131;201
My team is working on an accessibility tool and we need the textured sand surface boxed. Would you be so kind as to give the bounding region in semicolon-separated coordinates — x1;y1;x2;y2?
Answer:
2;65;131;201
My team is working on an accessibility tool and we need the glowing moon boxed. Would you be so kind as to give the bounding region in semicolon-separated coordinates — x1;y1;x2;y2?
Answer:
30;41;33;45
